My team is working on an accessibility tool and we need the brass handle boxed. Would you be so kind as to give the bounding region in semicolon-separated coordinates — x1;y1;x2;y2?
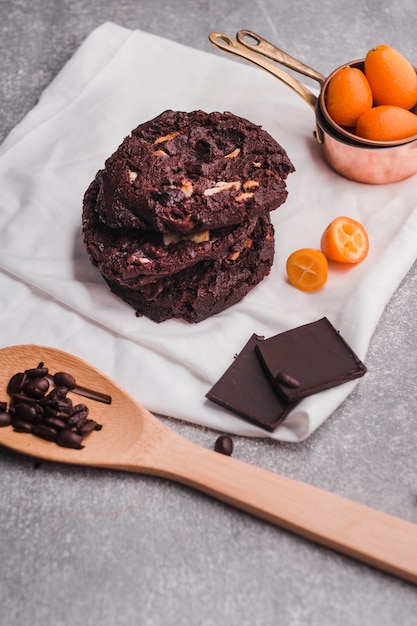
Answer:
208;32;318;111
236;30;326;85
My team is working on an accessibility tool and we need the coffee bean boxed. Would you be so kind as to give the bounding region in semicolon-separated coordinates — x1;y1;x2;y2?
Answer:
76;419;98;434
11;393;38;405
0;401;7;412
25;365;49;379
0;411;12;427
53;399;73;415
24;377;50;399
275;371;300;388
43;405;59;418
12;419;34;433
68;404;89;425
214;435;234;456
33;423;58;441
13;402;38;423
56;429;84;449
45;386;69;401
41;388;73;418
53;372;76;391
72;403;89;416
43;416;67;431
7;372;27;394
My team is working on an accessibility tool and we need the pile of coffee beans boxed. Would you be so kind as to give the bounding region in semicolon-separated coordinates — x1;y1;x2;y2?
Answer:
0;363;102;449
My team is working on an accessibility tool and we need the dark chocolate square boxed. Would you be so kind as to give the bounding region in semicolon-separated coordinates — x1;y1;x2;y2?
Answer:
255;317;367;403
206;334;298;432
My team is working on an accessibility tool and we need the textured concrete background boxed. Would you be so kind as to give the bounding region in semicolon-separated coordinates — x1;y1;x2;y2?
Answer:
1;1;417;624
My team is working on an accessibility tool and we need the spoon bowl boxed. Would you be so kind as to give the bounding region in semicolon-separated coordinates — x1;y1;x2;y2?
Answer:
0;344;147;466
1;344;417;585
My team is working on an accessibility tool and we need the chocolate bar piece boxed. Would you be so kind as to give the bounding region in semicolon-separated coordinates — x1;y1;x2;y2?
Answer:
255;317;367;403
206;334;298;431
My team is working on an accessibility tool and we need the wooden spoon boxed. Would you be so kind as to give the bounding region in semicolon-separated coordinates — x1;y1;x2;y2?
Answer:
1;344;417;585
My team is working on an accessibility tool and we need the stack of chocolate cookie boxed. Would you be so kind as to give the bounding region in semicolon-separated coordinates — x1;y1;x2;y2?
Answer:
82;110;294;322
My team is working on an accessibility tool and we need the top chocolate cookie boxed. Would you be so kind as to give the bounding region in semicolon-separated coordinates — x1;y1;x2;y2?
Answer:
93;110;294;234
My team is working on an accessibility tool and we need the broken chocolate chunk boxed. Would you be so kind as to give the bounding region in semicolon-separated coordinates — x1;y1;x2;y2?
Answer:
206;334;299;432
255;317;367;404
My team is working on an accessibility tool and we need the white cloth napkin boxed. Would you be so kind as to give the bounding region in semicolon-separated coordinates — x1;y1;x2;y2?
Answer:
0;22;416;442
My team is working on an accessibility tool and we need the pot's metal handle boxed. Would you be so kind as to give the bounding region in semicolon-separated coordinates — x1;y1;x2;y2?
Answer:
236;30;326;86
208;32;318;111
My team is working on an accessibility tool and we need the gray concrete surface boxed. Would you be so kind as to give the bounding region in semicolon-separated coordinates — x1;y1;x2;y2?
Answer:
1;1;417;624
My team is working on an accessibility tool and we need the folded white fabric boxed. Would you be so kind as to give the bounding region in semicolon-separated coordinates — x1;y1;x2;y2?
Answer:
0;22;416;441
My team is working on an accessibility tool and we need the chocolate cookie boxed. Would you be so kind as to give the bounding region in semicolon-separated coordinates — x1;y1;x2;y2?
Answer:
93;109;294;234
84;179;263;288
82;109;294;323
102;216;275;323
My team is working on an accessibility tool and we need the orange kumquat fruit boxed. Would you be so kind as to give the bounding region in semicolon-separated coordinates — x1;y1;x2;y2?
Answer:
356;105;417;141
320;216;369;264
326;66;373;127
286;249;328;292
364;44;417;110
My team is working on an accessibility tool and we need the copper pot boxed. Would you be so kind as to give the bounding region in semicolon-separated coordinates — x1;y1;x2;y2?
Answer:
209;30;417;184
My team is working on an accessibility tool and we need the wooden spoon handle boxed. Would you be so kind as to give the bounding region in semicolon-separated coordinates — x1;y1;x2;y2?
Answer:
149;431;417;584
